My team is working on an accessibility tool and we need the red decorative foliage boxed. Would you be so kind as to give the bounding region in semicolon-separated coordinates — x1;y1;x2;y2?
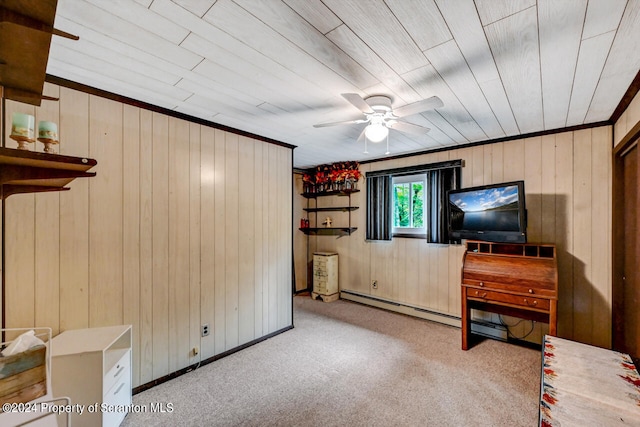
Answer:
619;374;640;388
315;171;328;184
543;392;557;405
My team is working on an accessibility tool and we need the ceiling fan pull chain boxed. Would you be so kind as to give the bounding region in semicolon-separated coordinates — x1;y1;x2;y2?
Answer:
385;133;390;155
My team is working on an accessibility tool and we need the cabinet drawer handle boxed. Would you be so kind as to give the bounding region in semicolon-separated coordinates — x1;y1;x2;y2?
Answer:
528;289;534;294
479;282;484;287
114;382;125;395
475;291;487;298
114;366;125;378
523;299;537;306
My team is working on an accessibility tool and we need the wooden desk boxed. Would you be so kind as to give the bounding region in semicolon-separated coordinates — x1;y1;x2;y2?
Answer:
461;241;558;350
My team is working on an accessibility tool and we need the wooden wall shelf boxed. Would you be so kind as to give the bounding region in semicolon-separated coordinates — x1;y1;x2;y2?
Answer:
0;147;97;199
299;227;357;236
303;206;359;213
0;0;59;105
301;189;360;198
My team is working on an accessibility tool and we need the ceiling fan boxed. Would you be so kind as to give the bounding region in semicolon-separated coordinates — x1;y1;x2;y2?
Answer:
313;93;444;147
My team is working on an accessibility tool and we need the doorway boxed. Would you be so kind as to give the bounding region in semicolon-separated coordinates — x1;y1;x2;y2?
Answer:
613;136;639;361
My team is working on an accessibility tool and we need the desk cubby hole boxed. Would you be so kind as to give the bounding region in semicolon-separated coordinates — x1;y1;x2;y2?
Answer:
539;246;555;258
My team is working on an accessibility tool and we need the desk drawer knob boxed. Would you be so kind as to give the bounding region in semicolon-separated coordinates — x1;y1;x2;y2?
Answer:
524;298;537;306
528;289;534;294
479;282;484;287
475;291;487;298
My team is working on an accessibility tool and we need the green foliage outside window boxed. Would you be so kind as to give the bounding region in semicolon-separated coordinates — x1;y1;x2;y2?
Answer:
393;181;424;228
394;183;410;227
412;183;424;227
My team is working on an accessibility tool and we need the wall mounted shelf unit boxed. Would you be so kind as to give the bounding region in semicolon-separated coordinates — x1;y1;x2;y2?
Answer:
0;0;93;200
299;189;359;236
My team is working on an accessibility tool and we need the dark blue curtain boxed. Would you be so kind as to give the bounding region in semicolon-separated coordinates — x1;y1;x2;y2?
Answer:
365;174;392;241
426;168;459;243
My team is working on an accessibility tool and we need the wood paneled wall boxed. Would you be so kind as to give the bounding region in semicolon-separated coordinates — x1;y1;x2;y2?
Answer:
615;90;640;146
2;83;293;388
298;127;612;348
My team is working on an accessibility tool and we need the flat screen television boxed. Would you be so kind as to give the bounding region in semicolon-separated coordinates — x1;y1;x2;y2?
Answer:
447;180;527;243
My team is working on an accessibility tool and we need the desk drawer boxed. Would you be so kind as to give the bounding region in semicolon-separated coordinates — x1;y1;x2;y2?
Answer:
467;288;550;311
104;350;130;395
103;366;131;427
462;279;556;297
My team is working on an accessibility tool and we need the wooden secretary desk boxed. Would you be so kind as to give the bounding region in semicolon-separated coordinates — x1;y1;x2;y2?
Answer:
460;241;558;350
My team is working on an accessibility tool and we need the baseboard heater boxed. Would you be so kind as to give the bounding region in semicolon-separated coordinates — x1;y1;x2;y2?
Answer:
470;320;508;341
339;290;461;328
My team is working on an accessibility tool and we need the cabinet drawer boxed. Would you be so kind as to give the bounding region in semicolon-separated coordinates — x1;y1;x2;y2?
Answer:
467;288;550;311
104;350;130;395
103;367;131;427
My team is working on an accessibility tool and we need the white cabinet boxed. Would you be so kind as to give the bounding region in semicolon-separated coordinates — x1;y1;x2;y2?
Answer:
312;252;339;301
51;325;132;427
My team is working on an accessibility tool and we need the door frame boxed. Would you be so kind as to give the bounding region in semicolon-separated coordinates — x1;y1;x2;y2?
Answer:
612;121;640;353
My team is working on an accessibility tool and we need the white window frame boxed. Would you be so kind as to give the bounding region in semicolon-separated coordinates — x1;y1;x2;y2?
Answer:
392;173;427;236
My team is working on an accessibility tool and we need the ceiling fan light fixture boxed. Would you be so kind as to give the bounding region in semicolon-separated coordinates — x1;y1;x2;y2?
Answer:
365;122;388;142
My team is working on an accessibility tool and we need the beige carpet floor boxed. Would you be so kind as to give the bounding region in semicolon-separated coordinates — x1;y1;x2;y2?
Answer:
121;295;541;426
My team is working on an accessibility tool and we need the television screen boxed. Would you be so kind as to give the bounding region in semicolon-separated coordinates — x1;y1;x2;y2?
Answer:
447;181;527;243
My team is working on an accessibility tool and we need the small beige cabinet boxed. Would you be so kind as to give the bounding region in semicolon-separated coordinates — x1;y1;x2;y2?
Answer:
312;252;339;302
51;325;132;427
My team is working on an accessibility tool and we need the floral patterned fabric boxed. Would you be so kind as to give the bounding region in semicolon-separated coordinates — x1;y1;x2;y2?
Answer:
540;335;640;426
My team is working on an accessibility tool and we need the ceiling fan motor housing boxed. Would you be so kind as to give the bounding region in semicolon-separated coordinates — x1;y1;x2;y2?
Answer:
365;95;392;112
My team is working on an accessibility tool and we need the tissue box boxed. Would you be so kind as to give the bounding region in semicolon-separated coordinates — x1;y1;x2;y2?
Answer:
0;345;46;410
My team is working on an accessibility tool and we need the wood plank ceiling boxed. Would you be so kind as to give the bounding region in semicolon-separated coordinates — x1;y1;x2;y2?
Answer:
47;0;640;168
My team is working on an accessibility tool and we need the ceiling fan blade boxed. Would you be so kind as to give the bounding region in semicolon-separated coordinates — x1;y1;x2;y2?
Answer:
388;121;431;136
392;96;444;118
313;118;368;128
341;93;375;114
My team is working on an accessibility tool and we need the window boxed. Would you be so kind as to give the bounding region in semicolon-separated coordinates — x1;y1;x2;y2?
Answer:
365;160;462;243
392;174;426;236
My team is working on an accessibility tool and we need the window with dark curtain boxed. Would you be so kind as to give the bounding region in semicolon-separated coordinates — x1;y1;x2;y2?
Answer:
366;160;462;243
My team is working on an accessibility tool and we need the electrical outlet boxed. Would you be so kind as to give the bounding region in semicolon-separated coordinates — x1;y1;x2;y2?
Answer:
372;280;378;289
201;323;210;337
